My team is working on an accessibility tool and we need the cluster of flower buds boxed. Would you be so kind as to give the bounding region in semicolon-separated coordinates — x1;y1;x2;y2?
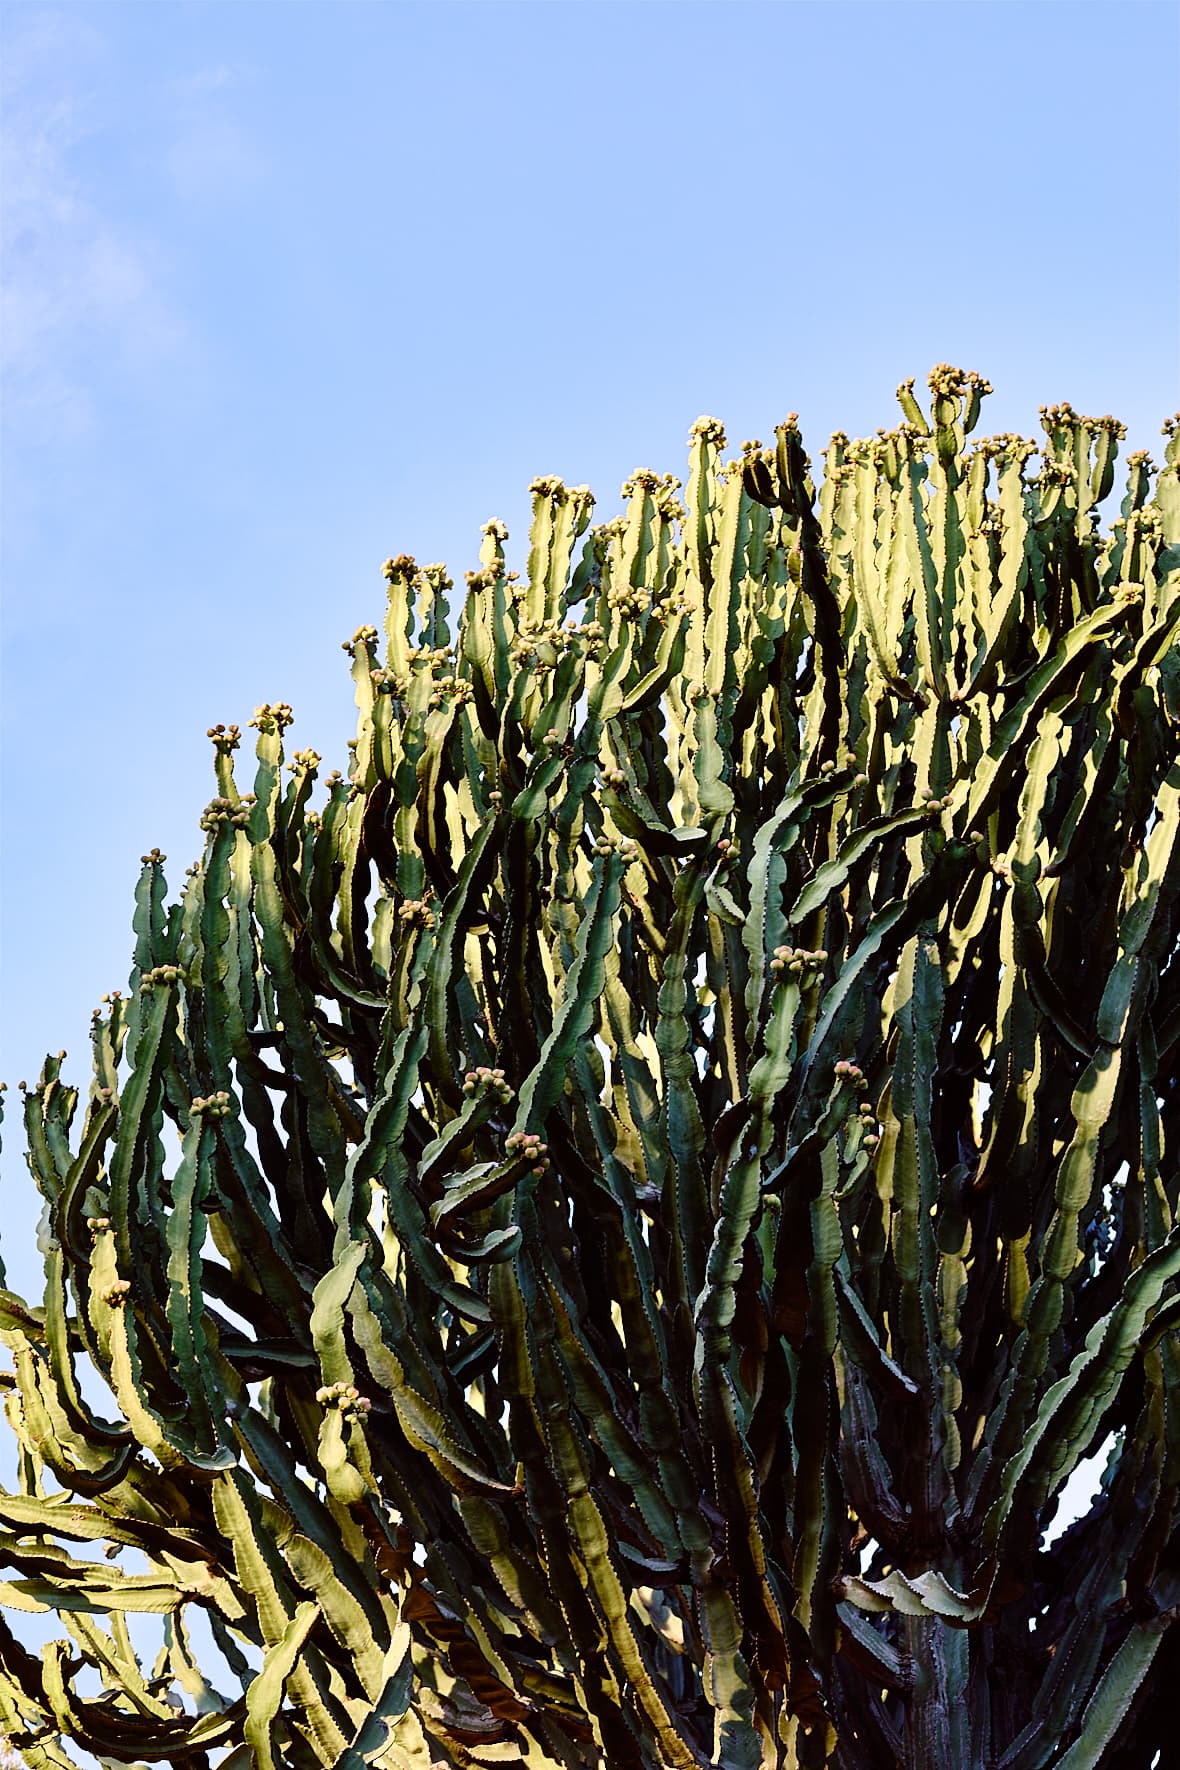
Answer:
975;433;1037;467
397;898;436;929
620;467;662;497
462;1066;513;1103
620;469;682;520
140;847;166;867
85;1215;111;1235
918;788;954;813
199;794;256;833
382;552;416;582
888;421;925;456
529;474;567;500
382;553;417;585
929;364;992;401
291;748;322;774
834;1059;867;1089
605;581;651;620
191;1091;232;1119
715;837;733;855
1039;459;1075;489
510;619;568;672
540;731;564;751
248;702;294;733
1042;403;1126;439
139;965;180;993
101;1279;131;1307
316;1381;372;1419
341;625;379;659
430;674;473;710
689;416;727;448
601;766;626;789
592;834;639;864
206;723;241;751
406;643;456;670
837;438;878;471
506;1131;550;1174
857;1102;880;1150
770;945;828;979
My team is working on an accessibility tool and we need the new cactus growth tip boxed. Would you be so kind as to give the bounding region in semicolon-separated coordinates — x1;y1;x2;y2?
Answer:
2;369;1179;1767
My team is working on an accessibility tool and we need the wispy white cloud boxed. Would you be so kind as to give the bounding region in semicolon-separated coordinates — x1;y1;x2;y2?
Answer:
0;11;178;445
0;19;266;452
164;62;266;204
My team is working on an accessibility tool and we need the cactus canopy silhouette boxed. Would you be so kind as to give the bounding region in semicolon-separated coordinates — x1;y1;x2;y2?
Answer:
2;369;1178;1768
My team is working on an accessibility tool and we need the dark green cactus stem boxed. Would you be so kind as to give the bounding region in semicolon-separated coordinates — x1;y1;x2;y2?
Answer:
2;371;1178;1768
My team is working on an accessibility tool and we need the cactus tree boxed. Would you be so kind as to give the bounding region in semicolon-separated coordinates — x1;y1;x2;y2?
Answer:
2;369;1178;1767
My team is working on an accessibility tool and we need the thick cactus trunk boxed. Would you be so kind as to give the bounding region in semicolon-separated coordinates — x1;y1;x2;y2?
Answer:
902;1616;973;1770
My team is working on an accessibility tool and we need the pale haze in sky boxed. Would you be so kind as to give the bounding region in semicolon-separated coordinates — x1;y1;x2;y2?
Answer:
2;0;1177;1284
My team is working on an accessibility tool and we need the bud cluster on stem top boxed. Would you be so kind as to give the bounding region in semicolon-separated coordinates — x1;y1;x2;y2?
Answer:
506;1132;550;1175
139;966;180;993
397;898;436;928
316;1381;371;1418
190;1092;232;1119
592;834;638;863
341;626;379;659
771;946;827;978
462;1066;513;1102
199;795;256;832
247;702;294;732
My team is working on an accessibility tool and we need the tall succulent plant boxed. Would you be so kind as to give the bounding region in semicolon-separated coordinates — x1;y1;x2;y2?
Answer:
2;369;1178;1768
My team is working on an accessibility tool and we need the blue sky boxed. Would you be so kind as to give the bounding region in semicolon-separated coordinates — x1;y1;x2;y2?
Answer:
1;0;1177;1282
